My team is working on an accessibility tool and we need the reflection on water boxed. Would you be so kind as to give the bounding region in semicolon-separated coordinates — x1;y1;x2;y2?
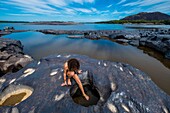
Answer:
1;93;26;106
138;46;170;69
3;31;170;95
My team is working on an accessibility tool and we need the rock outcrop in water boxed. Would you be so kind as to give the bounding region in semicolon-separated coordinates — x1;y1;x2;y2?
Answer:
108;29;170;59
38;29;170;59
0;37;33;76
0;54;169;113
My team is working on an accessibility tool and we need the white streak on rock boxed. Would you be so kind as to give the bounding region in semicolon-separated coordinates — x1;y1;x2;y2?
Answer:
58;75;62;80
57;55;61;57
100;97;104;102
98;61;100;65
9;79;16;84
22;68;35;78
60;69;64;72
65;55;71;58
24;55;32;59
146;108;150;112
111;82;116;91
129;71;133;75
50;72;57;76
120;67;123;71
0;79;6;83
104;63;107;67
138;74;144;80
107;103;118;113
0;60;5;63
114;65;118;68
163;106;168;113
37;61;41;65
121;104;130;112
50;69;58;76
55;94;64;101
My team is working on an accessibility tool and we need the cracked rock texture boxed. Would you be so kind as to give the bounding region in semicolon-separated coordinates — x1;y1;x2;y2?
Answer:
0;37;33;76
0;54;169;113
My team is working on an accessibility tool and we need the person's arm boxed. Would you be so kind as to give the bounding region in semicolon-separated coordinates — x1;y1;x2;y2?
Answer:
61;62;67;86
73;74;89;100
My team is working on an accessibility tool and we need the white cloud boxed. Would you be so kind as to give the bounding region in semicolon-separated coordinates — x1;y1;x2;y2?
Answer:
1;0;96;16
7;13;34;16
117;0;126;5
112;10;135;15
48;0;67;6
1;0;58;15
70;0;95;4
100;10;109;13
139;0;169;6
146;2;170;13
64;8;76;15
107;4;113;8
74;8;92;13
123;0;169;6
91;8;97;12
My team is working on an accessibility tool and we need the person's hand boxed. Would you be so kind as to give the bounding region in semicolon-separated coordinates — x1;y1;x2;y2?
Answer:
61;81;67;86
78;70;82;74
83;94;89;100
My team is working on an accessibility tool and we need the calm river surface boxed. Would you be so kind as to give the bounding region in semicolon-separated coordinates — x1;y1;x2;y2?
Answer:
1;23;170;95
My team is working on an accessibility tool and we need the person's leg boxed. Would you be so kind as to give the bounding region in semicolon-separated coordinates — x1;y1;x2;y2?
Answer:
67;71;74;85
67;78;72;85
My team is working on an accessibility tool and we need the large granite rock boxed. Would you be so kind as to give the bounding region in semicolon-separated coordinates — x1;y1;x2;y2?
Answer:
0;54;169;113
0;37;33;76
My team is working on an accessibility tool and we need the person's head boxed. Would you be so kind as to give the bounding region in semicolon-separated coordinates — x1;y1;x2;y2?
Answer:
67;58;80;71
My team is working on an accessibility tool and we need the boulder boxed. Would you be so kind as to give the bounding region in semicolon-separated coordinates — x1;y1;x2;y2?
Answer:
139;37;148;46
0;54;169;113
145;40;168;53
129;40;139;46
0;37;33;76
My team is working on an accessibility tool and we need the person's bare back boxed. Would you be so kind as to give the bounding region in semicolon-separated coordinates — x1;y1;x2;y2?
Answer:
61;59;89;100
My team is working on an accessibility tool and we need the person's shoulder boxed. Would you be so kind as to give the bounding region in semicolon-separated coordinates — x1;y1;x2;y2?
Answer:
64;62;68;68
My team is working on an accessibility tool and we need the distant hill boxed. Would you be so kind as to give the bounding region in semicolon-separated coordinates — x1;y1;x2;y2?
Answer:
121;12;170;20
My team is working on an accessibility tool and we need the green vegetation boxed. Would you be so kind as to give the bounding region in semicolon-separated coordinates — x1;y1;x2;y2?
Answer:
96;20;170;25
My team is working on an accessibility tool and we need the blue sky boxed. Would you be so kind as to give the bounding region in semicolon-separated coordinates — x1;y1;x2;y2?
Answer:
0;0;170;22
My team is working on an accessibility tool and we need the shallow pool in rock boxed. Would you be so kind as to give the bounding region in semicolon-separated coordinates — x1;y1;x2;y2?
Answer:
3;31;170;95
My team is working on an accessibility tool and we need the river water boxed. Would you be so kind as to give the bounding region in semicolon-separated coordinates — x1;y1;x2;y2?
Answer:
1;23;170;95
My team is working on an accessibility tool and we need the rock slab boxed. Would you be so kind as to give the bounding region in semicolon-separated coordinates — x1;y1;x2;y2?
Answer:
0;54;169;113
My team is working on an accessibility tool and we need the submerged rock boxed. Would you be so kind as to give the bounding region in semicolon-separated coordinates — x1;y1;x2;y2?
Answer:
0;37;33;76
0;54;169;113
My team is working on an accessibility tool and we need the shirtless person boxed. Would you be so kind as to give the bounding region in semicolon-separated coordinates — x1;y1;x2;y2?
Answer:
61;58;89;100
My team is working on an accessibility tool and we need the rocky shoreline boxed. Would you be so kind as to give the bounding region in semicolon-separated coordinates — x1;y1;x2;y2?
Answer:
0;32;170;112
0;30;29;37
0;37;33;76
37;29;170;59
0;54;169;113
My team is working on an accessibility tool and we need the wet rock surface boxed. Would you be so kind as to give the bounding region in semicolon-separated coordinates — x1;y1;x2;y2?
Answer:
0;37;33;76
38;29;170;59
0;30;29;37
0;54;169;113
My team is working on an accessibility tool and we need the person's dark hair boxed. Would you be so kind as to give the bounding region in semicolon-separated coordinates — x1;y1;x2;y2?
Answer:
68;58;80;71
